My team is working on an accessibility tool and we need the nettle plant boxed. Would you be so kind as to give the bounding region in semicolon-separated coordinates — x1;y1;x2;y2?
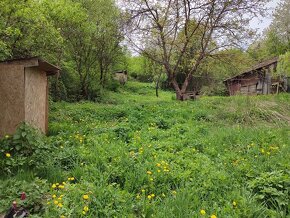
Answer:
0;123;52;174
248;170;290;214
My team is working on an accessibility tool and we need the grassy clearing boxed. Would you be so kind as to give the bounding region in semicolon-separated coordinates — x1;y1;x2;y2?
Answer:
1;81;290;217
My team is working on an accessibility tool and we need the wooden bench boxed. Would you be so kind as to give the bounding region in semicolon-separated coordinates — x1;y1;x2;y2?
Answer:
182;91;198;100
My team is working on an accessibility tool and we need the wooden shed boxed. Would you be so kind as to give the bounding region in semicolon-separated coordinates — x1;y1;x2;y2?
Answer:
224;57;288;96
0;57;59;137
114;70;128;85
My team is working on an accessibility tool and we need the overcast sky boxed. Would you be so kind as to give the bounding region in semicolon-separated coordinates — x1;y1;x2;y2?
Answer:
250;0;281;33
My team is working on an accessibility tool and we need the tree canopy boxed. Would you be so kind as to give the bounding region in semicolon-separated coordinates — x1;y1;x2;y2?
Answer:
0;0;125;101
0;0;288;100
122;0;269;99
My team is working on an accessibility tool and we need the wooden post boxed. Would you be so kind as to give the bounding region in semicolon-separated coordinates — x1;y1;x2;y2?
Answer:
262;70;267;94
264;68;271;94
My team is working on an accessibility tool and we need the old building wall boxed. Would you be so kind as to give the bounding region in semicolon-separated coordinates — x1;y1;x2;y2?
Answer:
228;82;241;95
241;75;260;95
0;64;25;137
114;73;128;85
24;67;47;133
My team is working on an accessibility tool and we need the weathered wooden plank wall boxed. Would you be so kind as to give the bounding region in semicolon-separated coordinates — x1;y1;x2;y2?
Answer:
0;65;25;137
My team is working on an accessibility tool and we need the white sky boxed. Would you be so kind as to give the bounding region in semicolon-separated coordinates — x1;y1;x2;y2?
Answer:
250;0;281;33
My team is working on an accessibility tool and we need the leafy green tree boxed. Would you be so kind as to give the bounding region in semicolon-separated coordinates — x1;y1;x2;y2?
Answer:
0;0;124;101
249;0;290;60
122;0;269;100
277;52;290;77
269;0;290;53
0;0;62;60
44;0;123;100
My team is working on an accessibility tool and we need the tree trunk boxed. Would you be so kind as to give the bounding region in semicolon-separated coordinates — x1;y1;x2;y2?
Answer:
81;82;88;100
171;78;183;100
100;62;104;86
155;82;159;97
181;73;192;93
171;74;195;101
155;71;162;97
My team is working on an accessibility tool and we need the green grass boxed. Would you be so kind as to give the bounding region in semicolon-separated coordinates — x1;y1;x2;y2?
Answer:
1;81;290;217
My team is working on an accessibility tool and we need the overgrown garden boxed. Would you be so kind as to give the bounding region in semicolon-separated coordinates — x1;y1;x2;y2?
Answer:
1;82;289;217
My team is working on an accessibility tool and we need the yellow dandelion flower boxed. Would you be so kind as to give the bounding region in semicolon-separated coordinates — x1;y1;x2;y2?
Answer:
156;163;161;167
56;183;59;186
157;170;161;173
136;194;141;199
233;201;237;207
59;185;65;189
172;190;177;195
82;211;86;215
261;148;265;153
211;215;217;218
52;194;56;198
58;197;62;201
147;195;152;200
60;215;65;218
146;171;152;175
200;209;206;215
149;178;154;181
83;206;89;212
54;200;59;205
141;189;145;193
83;195;89;200
52;184;57;189
58;203;63;208
71;177;75;181
5;153;11;158
151;194;155;198
5;135;9;139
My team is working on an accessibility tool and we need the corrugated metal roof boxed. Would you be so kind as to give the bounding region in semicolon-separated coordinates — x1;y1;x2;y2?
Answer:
224;57;278;82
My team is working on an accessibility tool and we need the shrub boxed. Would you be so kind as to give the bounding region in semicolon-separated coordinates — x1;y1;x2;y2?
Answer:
0;124;52;175
248;170;290;214
0;178;48;215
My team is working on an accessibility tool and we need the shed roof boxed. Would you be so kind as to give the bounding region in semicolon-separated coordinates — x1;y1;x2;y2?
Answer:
0;57;60;76
114;70;128;74
224;57;278;82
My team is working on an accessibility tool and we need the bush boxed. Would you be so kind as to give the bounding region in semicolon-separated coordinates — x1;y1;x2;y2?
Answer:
248;170;290;214
200;83;228;96
0;124;53;175
106;79;120;92
0;178;48;215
